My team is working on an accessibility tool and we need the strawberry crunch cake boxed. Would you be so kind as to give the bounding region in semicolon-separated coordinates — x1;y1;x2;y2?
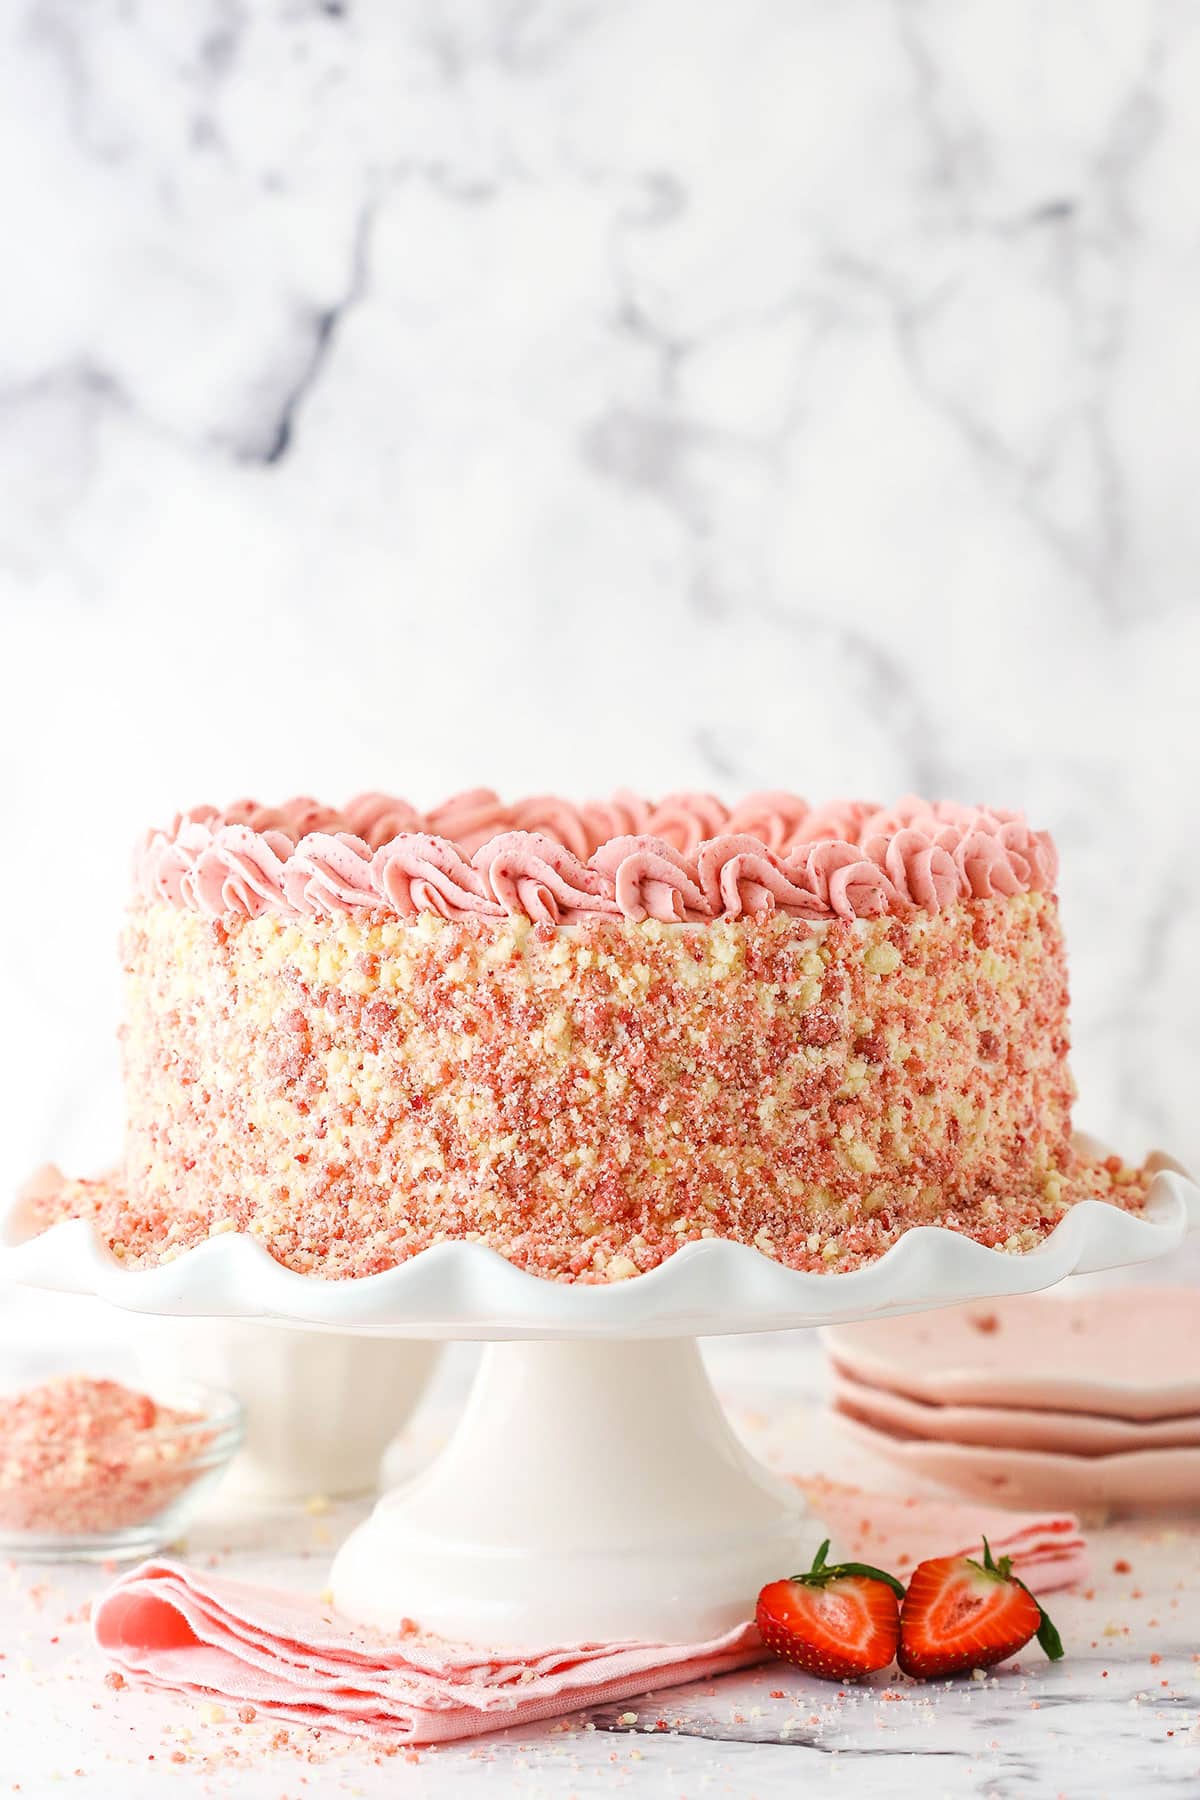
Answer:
26;789;1147;1281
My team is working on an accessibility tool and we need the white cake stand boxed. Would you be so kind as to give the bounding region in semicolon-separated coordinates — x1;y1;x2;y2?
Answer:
3;1146;1196;1650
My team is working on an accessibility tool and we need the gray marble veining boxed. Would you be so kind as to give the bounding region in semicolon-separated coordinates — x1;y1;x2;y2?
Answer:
1;3;1198;1207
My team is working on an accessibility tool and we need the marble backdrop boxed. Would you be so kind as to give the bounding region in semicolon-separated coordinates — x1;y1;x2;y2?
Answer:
2;0;1198;1203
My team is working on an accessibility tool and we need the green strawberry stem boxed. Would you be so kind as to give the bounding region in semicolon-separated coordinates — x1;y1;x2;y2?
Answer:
1033;1608;1065;1661
970;1536;1065;1663
790;1538;906;1600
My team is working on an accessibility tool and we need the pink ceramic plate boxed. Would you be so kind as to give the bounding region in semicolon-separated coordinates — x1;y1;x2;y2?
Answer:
832;1368;1200;1455
835;1413;1200;1515
822;1287;1200;1421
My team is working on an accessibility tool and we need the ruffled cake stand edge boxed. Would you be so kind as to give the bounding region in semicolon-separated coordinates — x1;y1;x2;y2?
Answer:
2;1142;1195;1649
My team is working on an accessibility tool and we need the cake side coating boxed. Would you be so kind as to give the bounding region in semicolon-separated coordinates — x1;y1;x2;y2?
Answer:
25;791;1148;1281
33;890;1143;1281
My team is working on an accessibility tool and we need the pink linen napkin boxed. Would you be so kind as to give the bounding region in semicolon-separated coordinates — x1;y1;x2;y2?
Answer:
93;1563;761;1744
794;1476;1090;1587
93;1484;1087;1744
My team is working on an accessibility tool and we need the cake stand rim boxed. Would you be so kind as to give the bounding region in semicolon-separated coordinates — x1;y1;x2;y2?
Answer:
2;1148;1195;1340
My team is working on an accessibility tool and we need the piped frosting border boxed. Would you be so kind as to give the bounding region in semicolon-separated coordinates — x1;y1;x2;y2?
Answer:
134;790;1059;927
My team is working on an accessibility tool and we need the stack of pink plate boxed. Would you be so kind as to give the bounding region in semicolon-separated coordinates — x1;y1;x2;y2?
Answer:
822;1289;1200;1515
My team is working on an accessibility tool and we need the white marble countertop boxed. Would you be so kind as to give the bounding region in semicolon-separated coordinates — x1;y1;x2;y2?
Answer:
3;0;1200;1224
2;1329;1197;1799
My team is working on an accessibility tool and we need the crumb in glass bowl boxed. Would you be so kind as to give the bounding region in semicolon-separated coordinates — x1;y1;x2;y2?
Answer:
0;1374;241;1560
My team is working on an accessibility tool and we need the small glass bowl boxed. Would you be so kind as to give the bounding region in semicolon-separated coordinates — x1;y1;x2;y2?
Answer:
0;1378;243;1563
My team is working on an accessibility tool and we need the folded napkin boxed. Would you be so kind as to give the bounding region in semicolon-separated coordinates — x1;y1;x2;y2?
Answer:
94;1565;761;1744
93;1484;1087;1744
793;1476;1090;1587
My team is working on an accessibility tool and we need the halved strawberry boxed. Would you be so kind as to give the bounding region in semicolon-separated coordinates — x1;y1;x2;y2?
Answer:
756;1539;904;1681
898;1538;1065;1679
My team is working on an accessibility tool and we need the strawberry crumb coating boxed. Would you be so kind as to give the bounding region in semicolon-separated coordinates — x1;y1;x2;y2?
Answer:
0;1377;211;1534
32;890;1147;1280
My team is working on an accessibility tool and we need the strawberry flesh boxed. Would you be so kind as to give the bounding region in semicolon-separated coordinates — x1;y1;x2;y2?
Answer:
756;1539;903;1681
898;1539;1064;1679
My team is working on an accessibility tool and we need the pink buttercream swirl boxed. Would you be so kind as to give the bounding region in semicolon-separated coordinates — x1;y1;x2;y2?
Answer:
509;796;595;862
276;797;344;841
372;835;503;921
793;798;877;848
135;792;1059;926
282;834;377;917
191;826;293;920
221;799;295;838
342;792;425;851
136;819;213;908
954;829;1025;899
696;836;827;921
474;833;620;925
580;790;653;850
723;792;812;855
643;792;731;856
791;841;902;920
995;819;1059;892
590;836;711;923
425;789;513;859
858;795;1022;846
862;827;960;913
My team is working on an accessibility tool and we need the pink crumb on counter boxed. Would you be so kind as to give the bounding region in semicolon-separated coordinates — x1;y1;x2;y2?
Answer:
0;1376;210;1535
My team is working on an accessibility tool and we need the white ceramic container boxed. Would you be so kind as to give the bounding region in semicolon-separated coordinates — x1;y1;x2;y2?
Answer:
142;1319;438;1502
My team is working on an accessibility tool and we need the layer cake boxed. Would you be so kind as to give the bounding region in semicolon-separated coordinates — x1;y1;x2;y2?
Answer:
26;789;1147;1280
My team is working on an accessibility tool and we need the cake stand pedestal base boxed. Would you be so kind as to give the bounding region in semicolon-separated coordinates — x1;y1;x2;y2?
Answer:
330;1338;814;1649
8;1142;1195;1647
